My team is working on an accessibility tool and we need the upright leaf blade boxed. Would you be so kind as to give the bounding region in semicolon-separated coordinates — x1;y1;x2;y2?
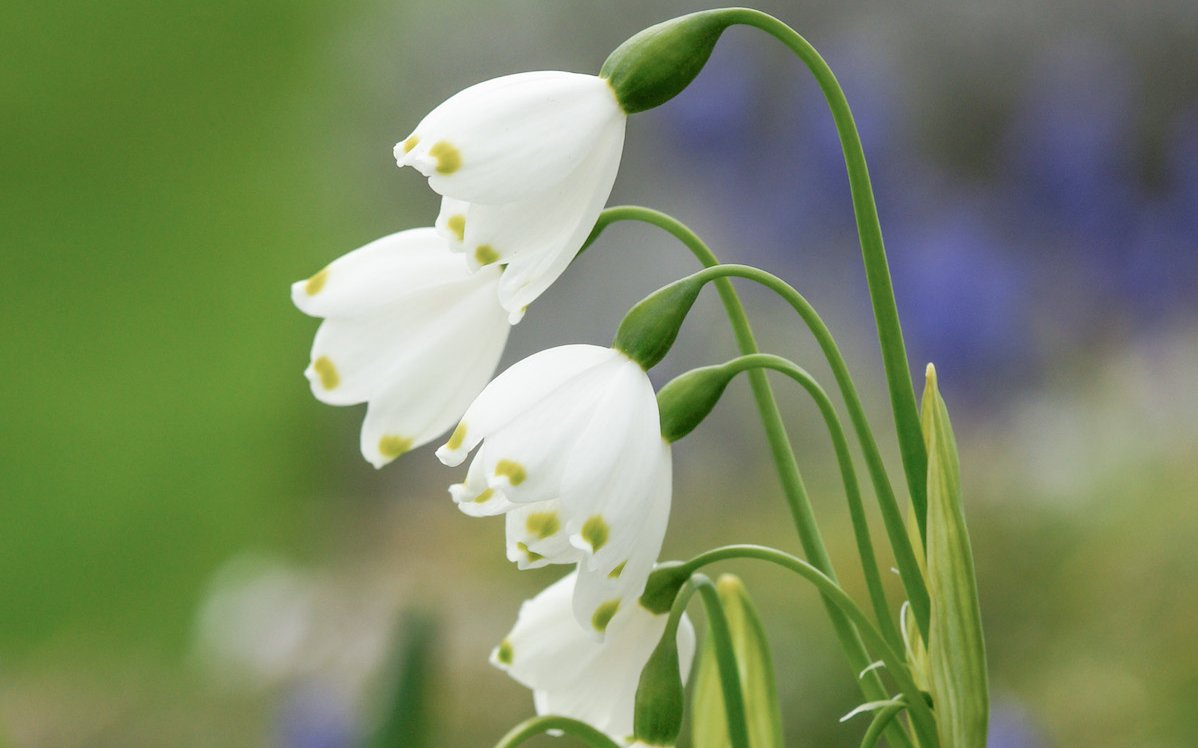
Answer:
691;575;784;748
921;364;989;747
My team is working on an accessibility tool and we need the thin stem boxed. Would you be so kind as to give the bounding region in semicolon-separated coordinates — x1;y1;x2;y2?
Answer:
720;353;903;652
681;575;752;748
721;8;929;538
689;262;930;640
861;703;909;748
587;207;910;744
678;544;937;746
494;715;622;748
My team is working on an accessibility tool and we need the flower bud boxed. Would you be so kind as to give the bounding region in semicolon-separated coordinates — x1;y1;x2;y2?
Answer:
600;10;731;114
921;364;989;747
612;276;705;370
655;364;736;443
633;622;688;746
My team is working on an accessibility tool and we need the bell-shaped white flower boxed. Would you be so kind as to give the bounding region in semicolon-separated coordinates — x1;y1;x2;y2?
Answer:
291;228;510;468
395;72;627;322
436;344;672;634
492;570;695;744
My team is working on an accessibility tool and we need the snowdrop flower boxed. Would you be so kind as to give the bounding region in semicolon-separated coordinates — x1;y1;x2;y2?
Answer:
395;72;627;322
436;344;671;634
291;228;510;468
492;571;695;744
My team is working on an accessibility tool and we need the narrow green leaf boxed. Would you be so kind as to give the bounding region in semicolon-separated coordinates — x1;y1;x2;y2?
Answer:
921;364;989;747
371;610;438;748
691;575;785;748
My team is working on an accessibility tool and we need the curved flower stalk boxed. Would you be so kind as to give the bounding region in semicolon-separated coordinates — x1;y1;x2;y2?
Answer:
395;72;627;322
436;344;671;634
493;570;695;744
291;228;510;468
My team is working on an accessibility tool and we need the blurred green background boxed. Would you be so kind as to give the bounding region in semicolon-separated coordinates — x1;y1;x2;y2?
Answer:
3;0;1197;745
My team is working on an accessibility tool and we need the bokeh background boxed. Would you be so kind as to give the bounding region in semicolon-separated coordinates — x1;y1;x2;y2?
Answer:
4;0;1197;745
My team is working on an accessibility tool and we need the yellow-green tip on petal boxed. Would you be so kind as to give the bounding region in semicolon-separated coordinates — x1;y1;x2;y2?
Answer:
474;244;500;266
401;134;420;153
429;140;461;174
494;459;526;486
516;542;543;562
581;515;610;553
304;267;329;296
592;600;620;633
446;422;467;451
496;639;514;666
446;214;466;242
378;435;412;459
608;561;627;579
525;511;560;539
312;356;339;390
473;488;494;504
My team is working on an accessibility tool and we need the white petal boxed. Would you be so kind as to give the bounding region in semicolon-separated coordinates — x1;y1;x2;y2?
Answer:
396;72;624;204
290;228;471;319
357;283;510;466
451;446;518;517
495;119;625;318
505;499;584;570
435;344;618;466
434;197;471;251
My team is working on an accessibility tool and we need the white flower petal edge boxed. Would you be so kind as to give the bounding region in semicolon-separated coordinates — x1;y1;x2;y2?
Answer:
492;571;695;744
291;228;510;468
437;344;673;634
397;71;627;322
395;72;624;205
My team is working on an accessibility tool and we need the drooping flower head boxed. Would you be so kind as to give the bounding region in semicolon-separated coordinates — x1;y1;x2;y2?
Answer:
292;228;510;468
436;344;671;634
493;571;695;744
395;72;627;322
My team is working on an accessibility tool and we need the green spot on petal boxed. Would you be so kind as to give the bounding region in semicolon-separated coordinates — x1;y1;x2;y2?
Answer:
377;435;412;459
312;357;339;390
496;639;514;666
430;140;461;174
474;244;500;266
473;488;494;504
494;459;526;486
446;214;466;241
525;511;560;539
592;600;620;633
305;267;329;295
446;422;467;450
516;542;543;562
582;515;610;553
609;561;627;579
401;134;420;153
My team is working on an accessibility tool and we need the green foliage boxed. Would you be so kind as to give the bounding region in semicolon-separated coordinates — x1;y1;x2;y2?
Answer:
921;365;989;747
692;575;784;748
372;611;438;748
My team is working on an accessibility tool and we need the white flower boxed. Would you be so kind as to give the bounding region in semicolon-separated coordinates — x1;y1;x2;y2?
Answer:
436;344;672;634
291;228;510;468
492;571;695;743
395;72;627;322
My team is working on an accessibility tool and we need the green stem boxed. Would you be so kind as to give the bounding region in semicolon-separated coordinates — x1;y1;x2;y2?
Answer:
587;208;911;741
719;8;929;539
861;703;909;748
494;715;622;748
688;262;930;640
679;544;937;746
720;353;902;652
672;575;753;748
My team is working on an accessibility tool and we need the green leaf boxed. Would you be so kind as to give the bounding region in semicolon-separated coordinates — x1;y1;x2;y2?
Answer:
920;364;989;748
371;610;438;748
692;575;784;748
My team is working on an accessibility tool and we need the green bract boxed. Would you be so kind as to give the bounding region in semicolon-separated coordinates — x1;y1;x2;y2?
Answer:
600;10;729;114
922;364;989;747
692;576;784;748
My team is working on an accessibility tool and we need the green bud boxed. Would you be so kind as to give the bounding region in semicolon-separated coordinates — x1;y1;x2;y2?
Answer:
638;561;692;615
633;619;687;746
921;364;989;748
612;276;705;370
655;364;735;443
692;575;784;748
600;11;731;114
